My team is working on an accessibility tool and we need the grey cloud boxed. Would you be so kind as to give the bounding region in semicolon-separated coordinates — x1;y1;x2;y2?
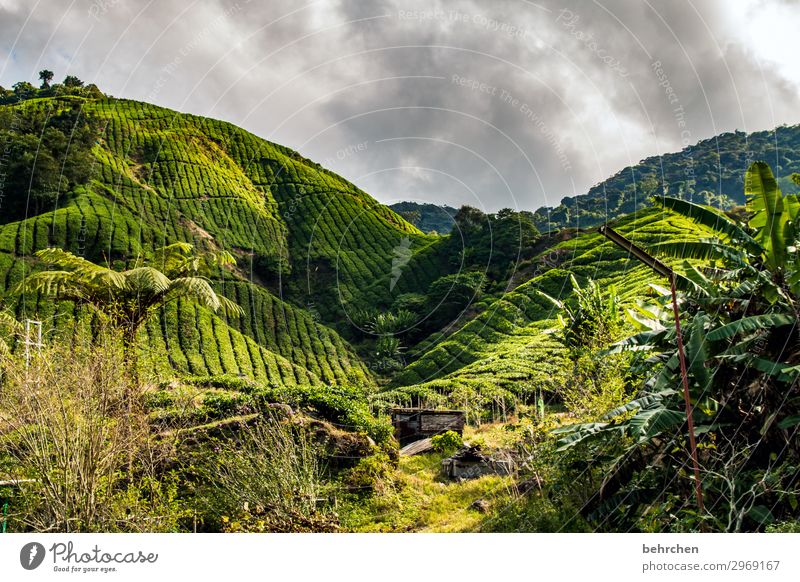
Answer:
1;0;798;212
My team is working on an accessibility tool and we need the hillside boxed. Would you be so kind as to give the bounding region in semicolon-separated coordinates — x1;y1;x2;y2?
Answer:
380;207;717;416
0;93;426;388
389;201;457;234
2;84;799;535
531;125;800;232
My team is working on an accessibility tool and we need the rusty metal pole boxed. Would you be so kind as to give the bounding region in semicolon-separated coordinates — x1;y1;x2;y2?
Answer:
668;273;705;514
598;225;705;514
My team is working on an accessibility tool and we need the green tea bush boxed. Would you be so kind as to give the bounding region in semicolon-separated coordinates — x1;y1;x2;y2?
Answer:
431;430;463;455
202;391;254;419
343;446;398;495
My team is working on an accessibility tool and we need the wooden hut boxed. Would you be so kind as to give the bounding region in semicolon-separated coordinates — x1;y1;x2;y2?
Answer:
390;408;465;445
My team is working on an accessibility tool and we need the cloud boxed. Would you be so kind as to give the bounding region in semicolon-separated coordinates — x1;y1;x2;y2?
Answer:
2;0;798;212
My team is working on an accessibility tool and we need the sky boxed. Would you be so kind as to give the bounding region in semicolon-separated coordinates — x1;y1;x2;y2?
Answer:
1;0;799;213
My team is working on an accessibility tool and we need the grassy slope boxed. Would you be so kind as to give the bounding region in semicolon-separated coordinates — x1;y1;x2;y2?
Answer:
0;95;425;388
0;93;763;402
382;208;718;408
341;424;517;532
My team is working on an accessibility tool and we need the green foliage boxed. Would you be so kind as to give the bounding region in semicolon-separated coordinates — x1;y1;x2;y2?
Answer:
431;430;463;454
392;292;427;314
554;162;800;530
446;206;540;282
343;446;398;494
202;391;254;419
0;102;100;219
389;201;457;233
425;271;486;328
766;521;800;533
531;127;800;231
63;75;84;88
17;244;242;349
197;416;337;532
38;70;54;89
0;308;22;355
540;276;630;418
540;274;623;350
0;330;188;532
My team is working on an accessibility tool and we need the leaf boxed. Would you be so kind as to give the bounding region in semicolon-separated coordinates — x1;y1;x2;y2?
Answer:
777;416;800;430
124;267;171;295
626;301;669;331
650;240;747;266
686;312;711;394
706;313;795;342
746;161;785;270
672;271;711;297
748;357;794;379
647;283;671;296
15;271;89;300
34;248;126;289
648;352;680;392
167;277;221;312
782;193;800;243
629;407;685;441
0;310;23;333
653;196;760;254
599;389;677;421
747;505;774;525
536;289;563;309
552;422;614;451
607;329;667;353
681;261;718;297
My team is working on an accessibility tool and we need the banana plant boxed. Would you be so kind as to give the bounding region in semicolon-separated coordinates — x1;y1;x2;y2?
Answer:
651;161;800;310
552;162;800;526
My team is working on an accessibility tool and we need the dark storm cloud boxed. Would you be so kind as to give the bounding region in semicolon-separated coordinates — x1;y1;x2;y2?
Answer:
1;0;798;211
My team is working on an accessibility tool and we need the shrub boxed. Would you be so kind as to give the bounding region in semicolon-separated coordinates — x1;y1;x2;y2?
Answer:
431;430;463;455
343;447;397;495
198;414;336;532
143;389;176;410
0;330;185;532
202;391;254;419
766;521;800;533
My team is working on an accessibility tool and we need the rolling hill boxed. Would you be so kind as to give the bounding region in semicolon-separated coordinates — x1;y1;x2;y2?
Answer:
388;201;457;234
530;125;800;232
3;88;799;411
0;93;428;388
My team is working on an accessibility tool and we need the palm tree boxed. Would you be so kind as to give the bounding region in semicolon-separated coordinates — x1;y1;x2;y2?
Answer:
17;243;243;366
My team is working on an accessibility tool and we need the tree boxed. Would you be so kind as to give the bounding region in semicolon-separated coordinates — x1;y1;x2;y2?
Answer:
446;206;540;282
38;69;54;89
539;274;623;351
398;209;420;226
425;271;485;327
11;81;36;100
0;105;100;220
16;243;243;366
63;75;84;88
539;276;628;417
